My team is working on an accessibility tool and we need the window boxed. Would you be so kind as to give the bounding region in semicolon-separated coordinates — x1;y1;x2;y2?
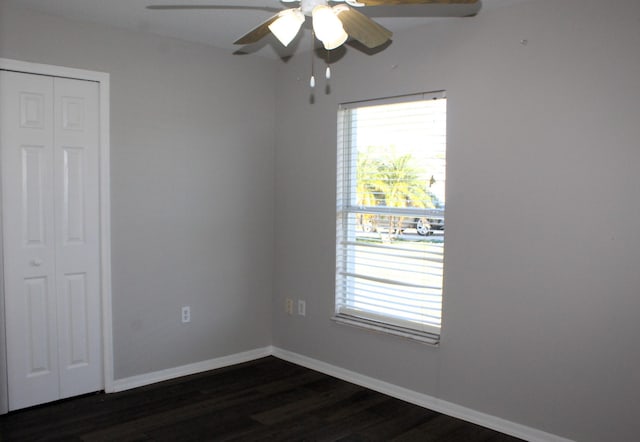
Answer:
335;92;446;345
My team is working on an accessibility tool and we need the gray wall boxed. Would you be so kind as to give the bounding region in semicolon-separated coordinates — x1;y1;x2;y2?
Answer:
273;1;640;441
0;4;277;380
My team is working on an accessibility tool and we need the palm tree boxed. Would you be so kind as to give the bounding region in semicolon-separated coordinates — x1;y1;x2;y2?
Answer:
356;151;382;232
357;146;435;240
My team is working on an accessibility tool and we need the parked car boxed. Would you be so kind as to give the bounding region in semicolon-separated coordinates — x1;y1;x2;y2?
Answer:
356;209;444;236
414;216;444;236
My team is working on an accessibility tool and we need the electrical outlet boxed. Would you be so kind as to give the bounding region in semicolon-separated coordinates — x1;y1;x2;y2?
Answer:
181;306;191;323
298;300;306;317
285;298;294;315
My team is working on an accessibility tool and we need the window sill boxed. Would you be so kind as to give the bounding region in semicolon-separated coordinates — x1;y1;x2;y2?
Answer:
332;313;440;346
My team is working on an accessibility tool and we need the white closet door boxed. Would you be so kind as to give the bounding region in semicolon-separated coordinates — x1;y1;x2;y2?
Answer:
1;71;59;410
53;77;102;399
1;71;102;410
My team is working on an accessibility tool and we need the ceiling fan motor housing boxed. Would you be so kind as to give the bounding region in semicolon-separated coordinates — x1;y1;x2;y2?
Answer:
290;0;362;16
299;0;330;16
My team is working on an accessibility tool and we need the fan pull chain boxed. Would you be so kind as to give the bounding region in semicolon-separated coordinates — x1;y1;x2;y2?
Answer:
310;31;316;89
326;49;331;81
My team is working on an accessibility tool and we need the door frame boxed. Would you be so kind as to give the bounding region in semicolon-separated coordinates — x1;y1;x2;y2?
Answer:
0;58;113;413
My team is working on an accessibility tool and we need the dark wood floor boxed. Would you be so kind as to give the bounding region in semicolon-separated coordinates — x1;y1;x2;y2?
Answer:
0;356;523;441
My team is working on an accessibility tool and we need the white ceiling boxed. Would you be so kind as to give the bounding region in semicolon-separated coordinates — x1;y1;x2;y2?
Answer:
5;0;527;59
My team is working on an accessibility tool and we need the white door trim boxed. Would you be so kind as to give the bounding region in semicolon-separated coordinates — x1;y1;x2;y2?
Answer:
0;58;114;405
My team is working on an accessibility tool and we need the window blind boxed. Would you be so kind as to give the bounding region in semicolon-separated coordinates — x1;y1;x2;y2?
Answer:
335;92;446;344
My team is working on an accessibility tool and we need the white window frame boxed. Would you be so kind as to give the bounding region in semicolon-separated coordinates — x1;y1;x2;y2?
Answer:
334;91;446;345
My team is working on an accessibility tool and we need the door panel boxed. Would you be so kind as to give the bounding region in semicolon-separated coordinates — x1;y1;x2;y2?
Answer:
23;277;54;376
62;273;90;367
19;92;45;129
62;147;86;244
22;146;49;246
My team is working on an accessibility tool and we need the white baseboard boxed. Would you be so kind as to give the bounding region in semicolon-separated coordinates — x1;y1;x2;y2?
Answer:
272;347;573;442
110;345;571;442
111;346;273;392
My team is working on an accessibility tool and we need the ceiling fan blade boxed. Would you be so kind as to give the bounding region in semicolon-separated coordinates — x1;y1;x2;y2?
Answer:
234;14;280;45
335;6;392;49
146;5;281;13
357;0;478;5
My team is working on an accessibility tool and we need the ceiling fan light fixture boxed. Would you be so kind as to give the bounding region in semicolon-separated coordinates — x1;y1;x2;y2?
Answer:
312;5;348;50
268;8;305;47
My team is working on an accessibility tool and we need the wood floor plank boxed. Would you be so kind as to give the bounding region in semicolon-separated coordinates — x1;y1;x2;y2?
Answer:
251;382;363;425
0;356;524;441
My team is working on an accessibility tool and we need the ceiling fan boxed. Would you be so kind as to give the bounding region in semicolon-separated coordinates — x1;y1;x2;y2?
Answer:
148;0;480;52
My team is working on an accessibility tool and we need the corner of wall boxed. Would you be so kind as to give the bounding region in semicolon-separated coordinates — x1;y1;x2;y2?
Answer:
0;211;7;414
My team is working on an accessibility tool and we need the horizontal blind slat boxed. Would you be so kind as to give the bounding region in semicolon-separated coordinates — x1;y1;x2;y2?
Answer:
339;271;443;291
